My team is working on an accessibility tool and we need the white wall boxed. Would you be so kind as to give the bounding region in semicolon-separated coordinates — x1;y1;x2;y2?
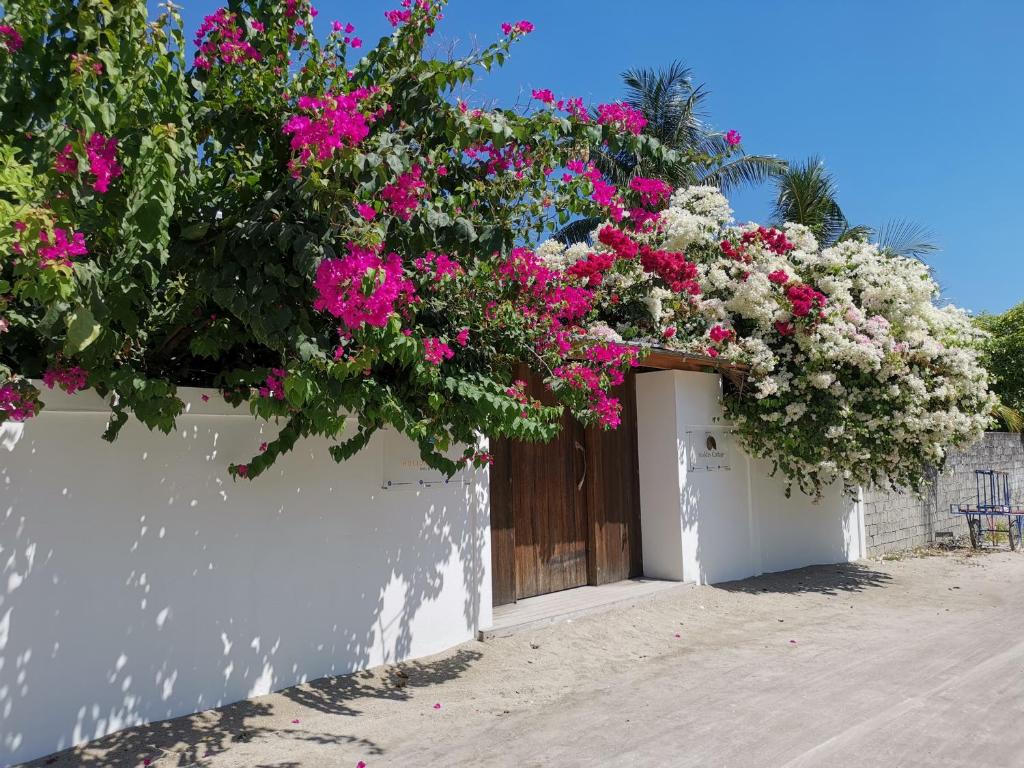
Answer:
636;370;864;585
0;386;490;767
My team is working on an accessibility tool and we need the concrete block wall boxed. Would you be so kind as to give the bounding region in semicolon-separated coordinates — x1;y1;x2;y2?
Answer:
863;432;1024;555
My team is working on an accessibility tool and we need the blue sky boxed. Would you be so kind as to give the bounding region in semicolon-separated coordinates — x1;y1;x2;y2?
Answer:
168;0;1024;314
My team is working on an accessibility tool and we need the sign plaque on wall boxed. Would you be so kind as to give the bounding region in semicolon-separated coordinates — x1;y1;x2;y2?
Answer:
686;428;732;472
381;430;468;489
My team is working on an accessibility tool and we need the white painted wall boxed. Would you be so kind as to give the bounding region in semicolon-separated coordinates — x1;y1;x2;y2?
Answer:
0;386;490;767
636;370;864;585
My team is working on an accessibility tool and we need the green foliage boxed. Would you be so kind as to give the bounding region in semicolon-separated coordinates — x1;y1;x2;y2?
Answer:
978;303;1024;420
0;0;677;478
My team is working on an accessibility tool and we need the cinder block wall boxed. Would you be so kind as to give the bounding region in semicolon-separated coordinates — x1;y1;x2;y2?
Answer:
863;432;1024;555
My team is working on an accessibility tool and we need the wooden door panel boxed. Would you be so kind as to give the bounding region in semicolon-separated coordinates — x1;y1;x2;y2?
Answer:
512;374;588;600
489;371;642;605
489;436;516;606
584;375;643;584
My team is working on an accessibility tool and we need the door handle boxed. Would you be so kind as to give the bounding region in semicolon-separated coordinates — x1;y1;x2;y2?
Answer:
574;440;587;491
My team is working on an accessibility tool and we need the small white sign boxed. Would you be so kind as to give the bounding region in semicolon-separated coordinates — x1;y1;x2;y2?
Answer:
687;429;732;471
381;430;468;489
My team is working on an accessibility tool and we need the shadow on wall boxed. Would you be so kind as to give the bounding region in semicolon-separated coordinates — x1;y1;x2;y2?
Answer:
0;408;489;767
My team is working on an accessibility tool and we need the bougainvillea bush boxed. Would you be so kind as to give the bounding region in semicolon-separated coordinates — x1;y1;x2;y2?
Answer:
534;185;994;496
0;0;701;477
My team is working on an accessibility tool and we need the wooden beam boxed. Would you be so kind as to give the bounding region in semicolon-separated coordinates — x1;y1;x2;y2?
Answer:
637;347;747;374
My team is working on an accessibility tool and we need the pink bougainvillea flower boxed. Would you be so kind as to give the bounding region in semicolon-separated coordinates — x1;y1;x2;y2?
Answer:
193;8;262;69
236;464;249;477
258;368;288;401
501;20;534;36
54;144;79;175
201;394;210;402
85;133;123;193
663;326;677;340
423;338;454;365
628;176;672;207
351;37;362;48
725;129;742;146
596;102;647;135
355;203;377;221
455;328;470;347
380;165;425;221
142;760;151;767
709;325;733;344
531;88;555;104
331;20;343;32
768;269;790;285
12;220;26;232
0;384;40;422
42;365;88;394
283;88;378;173
385;8;412;26
259;442;268;453
357;762;367;768
436;165;448;176
38;227;88;268
313;245;415;330
0;24;24;53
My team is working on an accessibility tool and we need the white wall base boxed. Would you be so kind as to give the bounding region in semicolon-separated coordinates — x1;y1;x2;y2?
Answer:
0;387;490;767
636;370;864;586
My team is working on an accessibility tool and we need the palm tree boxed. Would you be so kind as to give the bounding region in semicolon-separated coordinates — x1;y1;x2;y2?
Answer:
771;157;938;258
556;62;785;244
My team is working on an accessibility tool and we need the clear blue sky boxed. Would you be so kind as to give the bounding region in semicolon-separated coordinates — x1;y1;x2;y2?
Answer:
165;0;1024;314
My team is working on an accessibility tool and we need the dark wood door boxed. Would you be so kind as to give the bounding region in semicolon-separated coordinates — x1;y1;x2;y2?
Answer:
490;371;642;606
583;374;643;585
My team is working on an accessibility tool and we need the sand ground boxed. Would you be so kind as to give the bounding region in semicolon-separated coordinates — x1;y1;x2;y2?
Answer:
22;549;1024;768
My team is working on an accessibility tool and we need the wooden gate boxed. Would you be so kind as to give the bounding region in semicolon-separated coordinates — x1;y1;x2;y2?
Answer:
490;372;643;605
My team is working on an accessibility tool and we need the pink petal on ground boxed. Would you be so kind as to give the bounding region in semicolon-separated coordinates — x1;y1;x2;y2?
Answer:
291;718;300;724
674;633;681;638
357;762;367;768
789;640;797;644
433;703;442;709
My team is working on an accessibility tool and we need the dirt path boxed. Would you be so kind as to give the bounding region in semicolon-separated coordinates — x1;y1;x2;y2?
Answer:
24;550;1024;767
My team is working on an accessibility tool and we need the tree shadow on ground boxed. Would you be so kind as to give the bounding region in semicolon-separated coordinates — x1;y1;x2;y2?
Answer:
713;562;894;597
18;648;481;768
279;648;481;717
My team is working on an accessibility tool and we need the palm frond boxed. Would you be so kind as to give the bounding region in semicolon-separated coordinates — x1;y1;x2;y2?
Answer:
771;156;850;246
554;216;600;246
992;401;1024;433
836;224;874;243
875;218;939;259
699;154;787;194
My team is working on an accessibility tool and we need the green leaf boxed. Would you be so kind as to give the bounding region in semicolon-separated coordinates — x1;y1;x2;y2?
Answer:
65;307;103;353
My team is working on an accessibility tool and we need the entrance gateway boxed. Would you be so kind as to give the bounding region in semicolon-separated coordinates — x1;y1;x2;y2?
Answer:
489;370;644;605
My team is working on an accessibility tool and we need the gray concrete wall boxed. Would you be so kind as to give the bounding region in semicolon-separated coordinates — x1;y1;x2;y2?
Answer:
863;432;1024;555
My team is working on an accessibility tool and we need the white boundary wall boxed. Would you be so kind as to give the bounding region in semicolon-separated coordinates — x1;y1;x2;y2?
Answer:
635;370;865;585
0;386;490;767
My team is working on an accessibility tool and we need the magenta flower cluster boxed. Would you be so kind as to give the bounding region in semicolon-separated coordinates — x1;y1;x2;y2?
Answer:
85;133;122;193
38;228;88;268
0;24;23;53
596;103;647;135
0;385;38;422
313;246;415;330
501;20;535;36
258;368;288;400
380;165;426;221
628;177;672;207
282;90;376;174
193;8;263;70
42;365;88;394
422;337;454;365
